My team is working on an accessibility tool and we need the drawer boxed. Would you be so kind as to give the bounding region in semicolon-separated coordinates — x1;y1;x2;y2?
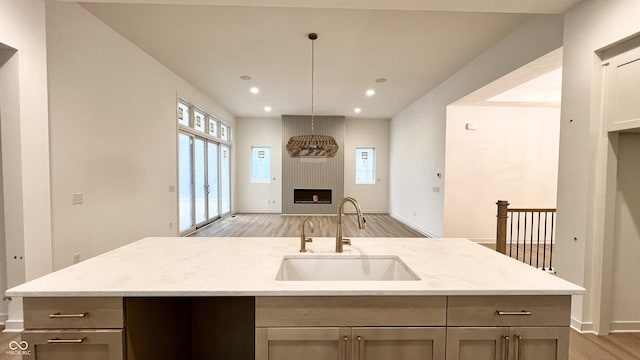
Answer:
256;296;446;327
22;329;124;360
24;297;124;329
447;295;570;327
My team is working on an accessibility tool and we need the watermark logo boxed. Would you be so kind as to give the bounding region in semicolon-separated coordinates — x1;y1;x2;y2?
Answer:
6;340;31;356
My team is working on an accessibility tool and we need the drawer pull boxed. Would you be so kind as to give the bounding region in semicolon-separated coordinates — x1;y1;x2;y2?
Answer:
47;337;87;344
496;310;532;316
48;312;88;318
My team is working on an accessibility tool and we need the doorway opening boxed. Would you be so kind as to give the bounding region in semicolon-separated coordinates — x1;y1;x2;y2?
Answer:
443;48;563;244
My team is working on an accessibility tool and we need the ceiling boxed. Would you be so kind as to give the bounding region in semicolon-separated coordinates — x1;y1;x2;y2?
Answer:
78;1;580;119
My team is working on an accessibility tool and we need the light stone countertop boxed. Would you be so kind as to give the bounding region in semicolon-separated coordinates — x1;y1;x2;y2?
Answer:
6;237;585;297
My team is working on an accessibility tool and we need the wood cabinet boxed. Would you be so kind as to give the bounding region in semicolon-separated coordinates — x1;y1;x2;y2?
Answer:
255;296;447;360
447;327;568;360
352;327;445;360
256;327;445;360
446;296;571;360
22;297;125;360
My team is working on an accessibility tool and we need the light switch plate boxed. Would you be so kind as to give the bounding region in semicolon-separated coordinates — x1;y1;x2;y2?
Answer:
72;193;84;205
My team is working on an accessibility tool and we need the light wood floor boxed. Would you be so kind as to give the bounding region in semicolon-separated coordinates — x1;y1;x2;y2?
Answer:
190;213;426;238
1;330;637;359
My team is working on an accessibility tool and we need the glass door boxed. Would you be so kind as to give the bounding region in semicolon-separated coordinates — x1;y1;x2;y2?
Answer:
207;141;219;220
220;144;231;215
194;138;207;226
178;133;194;233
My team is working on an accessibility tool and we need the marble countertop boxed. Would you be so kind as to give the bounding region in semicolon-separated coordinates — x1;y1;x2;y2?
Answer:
6;237;584;297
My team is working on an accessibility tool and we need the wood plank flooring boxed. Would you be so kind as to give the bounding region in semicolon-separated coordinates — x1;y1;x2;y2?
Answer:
190;213;426;238
0;329;637;359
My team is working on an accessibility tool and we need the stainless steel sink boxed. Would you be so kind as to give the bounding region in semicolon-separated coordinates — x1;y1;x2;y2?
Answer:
275;255;421;281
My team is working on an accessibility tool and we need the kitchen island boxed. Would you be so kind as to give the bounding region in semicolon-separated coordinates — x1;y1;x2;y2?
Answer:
6;237;584;360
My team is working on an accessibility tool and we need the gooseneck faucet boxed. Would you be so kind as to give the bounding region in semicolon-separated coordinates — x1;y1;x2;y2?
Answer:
336;197;366;252
300;217;314;252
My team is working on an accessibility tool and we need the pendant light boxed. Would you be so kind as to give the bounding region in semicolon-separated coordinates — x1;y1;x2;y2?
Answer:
286;33;339;157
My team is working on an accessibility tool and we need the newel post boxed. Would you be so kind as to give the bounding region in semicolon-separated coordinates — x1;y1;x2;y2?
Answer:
496;200;509;254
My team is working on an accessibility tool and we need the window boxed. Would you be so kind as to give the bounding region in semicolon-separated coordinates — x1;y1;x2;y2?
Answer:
177;102;190;127
208;117;218;137
355;148;375;184
194;109;206;133
220;123;230;141
177;99;232;234
251;147;271;183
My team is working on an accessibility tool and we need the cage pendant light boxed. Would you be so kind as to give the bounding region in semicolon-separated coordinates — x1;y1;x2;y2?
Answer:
286;33;339;157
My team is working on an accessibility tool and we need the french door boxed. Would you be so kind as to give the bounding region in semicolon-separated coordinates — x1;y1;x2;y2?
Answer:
179;132;230;234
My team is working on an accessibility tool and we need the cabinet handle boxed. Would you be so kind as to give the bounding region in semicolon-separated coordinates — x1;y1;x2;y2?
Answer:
501;335;509;360
48;312;88;318
357;336;365;360
47;337;87;344
514;335;523;360
496;310;532;316
343;336;349;360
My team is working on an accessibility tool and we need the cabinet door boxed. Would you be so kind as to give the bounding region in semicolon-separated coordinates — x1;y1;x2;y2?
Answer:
510;327;568;360
256;327;351;360
22;329;123;360
446;327;509;360
352;327;445;360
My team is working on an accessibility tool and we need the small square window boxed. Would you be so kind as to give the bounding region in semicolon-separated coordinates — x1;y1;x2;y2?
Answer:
208;117;218;137
177;102;190;126
220;123;229;141
193;110;206;132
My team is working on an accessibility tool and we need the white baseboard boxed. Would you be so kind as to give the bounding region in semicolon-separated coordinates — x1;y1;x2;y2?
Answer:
389;212;438;238
234;209;281;214
0;312;7;326
3;319;24;332
571;317;595;333
570;317;640;334
610;321;640;333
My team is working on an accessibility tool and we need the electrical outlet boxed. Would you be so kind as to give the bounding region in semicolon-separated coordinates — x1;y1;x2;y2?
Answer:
169;222;173;229
432;186;441;193
168;185;176;192
73;253;80;264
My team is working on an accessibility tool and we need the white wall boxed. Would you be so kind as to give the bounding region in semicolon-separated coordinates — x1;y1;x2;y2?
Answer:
0;0;52;331
235;117;282;213
46;2;235;269
344;118;390;213
556;0;640;332
234;117;390;213
390;15;564;237
444;106;560;242
610;134;640;330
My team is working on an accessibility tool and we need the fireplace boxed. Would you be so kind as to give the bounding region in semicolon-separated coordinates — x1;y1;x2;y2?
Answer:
294;189;332;204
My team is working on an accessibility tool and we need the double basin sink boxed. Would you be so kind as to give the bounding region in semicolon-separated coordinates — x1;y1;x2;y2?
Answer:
276;255;420;281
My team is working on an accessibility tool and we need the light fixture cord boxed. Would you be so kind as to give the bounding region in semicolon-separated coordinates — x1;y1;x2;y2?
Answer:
311;36;315;135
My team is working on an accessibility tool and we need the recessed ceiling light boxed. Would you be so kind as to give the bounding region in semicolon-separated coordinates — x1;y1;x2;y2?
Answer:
366;89;375;96
354;108;362;114
240;75;252;80
264;106;272;112
375;78;387;83
250;87;259;94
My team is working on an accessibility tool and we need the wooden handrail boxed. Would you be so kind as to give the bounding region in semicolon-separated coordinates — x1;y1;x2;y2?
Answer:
507;208;556;213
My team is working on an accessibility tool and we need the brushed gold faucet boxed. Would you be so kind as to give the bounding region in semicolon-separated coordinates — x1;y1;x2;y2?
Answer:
336;197;366;252
300;217;314;252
